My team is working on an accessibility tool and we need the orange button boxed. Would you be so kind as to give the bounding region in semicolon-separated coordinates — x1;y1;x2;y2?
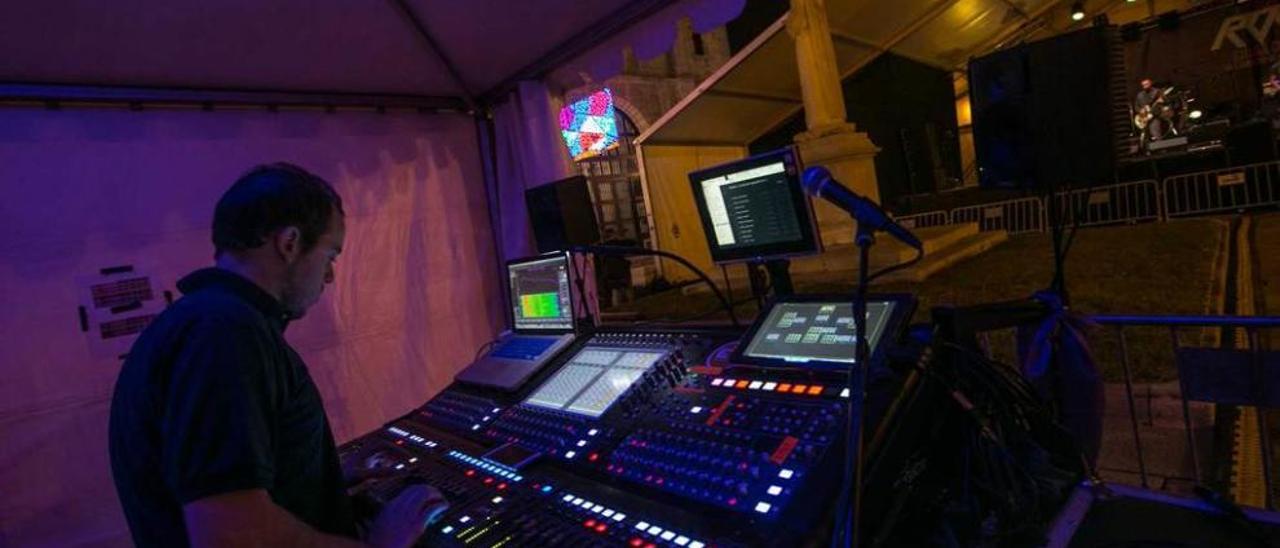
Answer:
735;380;749;389
792;384;808;394
777;383;793;392
807;385;823;395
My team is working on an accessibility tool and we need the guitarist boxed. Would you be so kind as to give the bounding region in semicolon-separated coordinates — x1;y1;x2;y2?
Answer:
1134;78;1166;150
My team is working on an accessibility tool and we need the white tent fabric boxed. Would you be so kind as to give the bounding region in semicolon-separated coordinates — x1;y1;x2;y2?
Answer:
0;108;503;546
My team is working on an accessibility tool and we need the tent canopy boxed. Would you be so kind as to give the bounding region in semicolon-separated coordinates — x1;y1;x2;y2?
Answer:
0;0;743;109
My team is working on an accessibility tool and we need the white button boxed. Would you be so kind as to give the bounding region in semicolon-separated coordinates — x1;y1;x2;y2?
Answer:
492;496;503;504
690;406;703;414
442;526;454;534
779;469;794;479
602;509;615;517
612;513;626;522
748;381;763;390
565;451;577;459
588;428;599;436
755;502;772;513
767;485;783;496
661;531;676;541
577;440;588;447
459;516;472;523
675;536;690;546
592;504;604;513
562;494;574;502
572;498;584;506
763;382;778;391
635;521;650;530
841;388;851;398
647;525;663;535
710;378;724;386
689;542;706;548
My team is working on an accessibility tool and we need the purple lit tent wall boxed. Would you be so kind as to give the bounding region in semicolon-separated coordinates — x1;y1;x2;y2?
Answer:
0;0;744;545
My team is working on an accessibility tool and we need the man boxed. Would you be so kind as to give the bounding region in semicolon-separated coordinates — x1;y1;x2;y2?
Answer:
1134;78;1166;146
109;163;446;547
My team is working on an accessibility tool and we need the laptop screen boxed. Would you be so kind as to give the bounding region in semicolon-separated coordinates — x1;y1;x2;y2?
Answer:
508;253;574;332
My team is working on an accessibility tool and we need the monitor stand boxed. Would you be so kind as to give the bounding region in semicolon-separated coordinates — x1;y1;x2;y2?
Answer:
747;259;794;306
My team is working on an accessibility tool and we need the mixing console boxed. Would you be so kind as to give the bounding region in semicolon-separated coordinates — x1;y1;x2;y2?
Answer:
341;296;915;547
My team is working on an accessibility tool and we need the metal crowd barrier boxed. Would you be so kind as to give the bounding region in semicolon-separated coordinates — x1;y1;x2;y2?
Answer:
949;197;1046;234
892;160;1280;235
1163;161;1280;218
1091;314;1280;510
1053;180;1163;227
894;210;949;230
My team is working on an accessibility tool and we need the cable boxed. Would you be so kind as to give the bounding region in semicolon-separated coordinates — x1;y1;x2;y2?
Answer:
867;247;925;284
570;245;741;328
473;338;500;361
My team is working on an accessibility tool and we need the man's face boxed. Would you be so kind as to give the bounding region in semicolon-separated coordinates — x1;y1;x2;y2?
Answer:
1141;79;1152;90
281;210;344;318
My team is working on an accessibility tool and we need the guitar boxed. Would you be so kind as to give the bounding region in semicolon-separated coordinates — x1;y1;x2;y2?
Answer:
1134;86;1175;129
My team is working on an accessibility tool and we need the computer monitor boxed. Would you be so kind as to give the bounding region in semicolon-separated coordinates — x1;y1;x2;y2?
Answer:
731;295;913;369
507;252;574;332
688;147;821;264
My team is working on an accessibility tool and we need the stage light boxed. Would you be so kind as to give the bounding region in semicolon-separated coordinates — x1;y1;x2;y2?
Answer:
1071;2;1085;21
1189;110;1203;120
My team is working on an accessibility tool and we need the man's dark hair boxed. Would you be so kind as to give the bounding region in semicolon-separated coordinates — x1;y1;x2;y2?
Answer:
212;163;345;257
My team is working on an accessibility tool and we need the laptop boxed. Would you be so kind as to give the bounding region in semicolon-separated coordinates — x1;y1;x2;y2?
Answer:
455;251;578;391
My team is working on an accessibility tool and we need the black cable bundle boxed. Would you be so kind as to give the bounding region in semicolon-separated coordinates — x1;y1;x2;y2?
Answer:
872;339;1084;547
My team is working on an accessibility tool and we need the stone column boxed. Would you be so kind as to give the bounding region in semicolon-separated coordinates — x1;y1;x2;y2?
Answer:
788;0;880;246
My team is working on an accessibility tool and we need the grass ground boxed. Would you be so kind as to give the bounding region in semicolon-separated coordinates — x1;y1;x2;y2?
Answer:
609;218;1226;382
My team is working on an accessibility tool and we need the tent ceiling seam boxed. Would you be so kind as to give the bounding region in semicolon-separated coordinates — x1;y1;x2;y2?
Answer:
388;0;478;113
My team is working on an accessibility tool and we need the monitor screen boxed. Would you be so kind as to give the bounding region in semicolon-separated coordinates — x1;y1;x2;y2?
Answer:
689;147;820;264
508;253;574;331
524;347;665;418
741;301;896;366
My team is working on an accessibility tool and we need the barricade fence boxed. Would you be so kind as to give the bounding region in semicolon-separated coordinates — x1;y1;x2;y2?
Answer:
1164;161;1280;218
891;160;1280;233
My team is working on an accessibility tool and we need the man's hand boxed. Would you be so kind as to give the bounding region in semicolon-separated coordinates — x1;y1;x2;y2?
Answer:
365;485;449;548
342;451;399;487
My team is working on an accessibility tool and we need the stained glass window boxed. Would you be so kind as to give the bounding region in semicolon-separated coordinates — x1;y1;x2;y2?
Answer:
560;88;619;161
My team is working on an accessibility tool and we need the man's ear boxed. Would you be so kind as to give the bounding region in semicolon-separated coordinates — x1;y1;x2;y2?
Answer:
273;226;303;264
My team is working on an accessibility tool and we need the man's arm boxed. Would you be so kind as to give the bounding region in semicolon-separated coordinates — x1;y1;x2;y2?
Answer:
185;485;447;548
185;489;365;548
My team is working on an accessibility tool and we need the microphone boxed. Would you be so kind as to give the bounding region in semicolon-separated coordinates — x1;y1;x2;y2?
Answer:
800;166;922;249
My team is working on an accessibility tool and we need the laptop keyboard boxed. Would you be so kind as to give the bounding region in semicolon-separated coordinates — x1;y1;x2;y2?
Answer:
490;337;558;360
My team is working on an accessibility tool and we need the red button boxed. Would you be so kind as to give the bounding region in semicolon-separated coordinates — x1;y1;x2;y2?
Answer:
483;477;494;485
629;539;643;547
584;519;597;528
594;524;607;533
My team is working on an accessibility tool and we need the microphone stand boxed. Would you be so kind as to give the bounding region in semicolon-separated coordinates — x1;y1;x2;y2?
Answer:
835;221;875;548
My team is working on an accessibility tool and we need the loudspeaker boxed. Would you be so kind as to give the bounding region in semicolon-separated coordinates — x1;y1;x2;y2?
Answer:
970;26;1114;189
525;175;601;253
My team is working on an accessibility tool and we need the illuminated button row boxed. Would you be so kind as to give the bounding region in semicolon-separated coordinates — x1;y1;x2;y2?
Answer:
559;492;627;523
446;451;523;482
385;426;440;448
554;489;708;548
632;520;704;548
708;378;841;397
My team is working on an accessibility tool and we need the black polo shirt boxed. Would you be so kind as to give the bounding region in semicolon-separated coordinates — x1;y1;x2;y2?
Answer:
109;268;356;547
